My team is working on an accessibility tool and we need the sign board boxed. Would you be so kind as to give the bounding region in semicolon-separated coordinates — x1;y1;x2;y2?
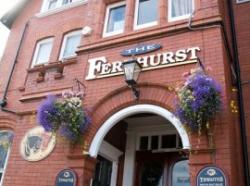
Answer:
55;169;77;186
20;126;56;161
197;166;227;186
121;44;162;56
86;46;201;80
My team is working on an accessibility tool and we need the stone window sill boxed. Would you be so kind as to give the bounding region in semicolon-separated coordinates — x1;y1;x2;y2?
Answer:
27;58;76;73
27;58;77;83
36;0;88;18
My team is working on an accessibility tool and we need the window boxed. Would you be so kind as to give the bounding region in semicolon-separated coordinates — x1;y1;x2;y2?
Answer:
103;2;126;37
161;134;176;149
48;0;58;10
41;0;80;12
236;0;250;3
62;0;73;5
151;135;159;150
139;136;149;150
92;141;122;186
172;160;190;186
92;156;113;186
134;0;158;29
0;131;13;186
168;0;194;22
32;38;53;67
138;134;182;151
59;30;82;60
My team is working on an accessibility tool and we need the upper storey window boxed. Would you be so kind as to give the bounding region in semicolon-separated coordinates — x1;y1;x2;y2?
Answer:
62;0;74;5
168;0;194;22
236;0;250;3
47;0;57;10
32;38;53;67
59;30;82;60
41;0;80;12
134;0;158;29
103;2;126;37
0;131;14;186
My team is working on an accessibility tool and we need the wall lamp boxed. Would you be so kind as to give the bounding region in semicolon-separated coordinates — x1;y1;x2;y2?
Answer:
122;59;142;100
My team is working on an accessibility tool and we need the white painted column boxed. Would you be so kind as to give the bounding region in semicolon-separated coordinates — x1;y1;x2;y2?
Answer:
111;161;118;186
122;131;136;186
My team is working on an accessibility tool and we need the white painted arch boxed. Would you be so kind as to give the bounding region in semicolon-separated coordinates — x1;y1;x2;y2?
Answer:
89;104;191;157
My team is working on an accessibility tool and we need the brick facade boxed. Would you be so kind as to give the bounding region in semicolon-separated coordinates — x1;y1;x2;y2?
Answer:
0;0;248;185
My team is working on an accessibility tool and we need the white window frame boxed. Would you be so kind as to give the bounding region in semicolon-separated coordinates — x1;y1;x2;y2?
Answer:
59;30;82;60
0;131;13;186
136;131;181;152
31;38;54;68
236;0;250;3
40;0;85;13
168;0;195;22
91;141;123;186
134;0;158;30
103;1;126;37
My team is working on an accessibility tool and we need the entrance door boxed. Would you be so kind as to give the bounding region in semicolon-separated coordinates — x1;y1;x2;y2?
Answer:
135;152;165;186
135;152;190;186
92;156;113;186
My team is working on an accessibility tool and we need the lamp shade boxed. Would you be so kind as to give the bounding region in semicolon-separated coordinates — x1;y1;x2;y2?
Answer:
122;59;142;86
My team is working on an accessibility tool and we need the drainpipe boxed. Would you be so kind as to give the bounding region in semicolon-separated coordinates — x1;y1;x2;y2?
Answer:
188;3;250;185
226;0;250;185
0;21;29;114
188;11;236;79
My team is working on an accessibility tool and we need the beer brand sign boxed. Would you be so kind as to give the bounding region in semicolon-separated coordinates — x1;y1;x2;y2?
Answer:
86;46;200;80
197;166;227;186
55;169;77;186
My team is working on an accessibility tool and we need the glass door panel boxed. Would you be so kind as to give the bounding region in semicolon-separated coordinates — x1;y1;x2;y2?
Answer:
140;161;163;186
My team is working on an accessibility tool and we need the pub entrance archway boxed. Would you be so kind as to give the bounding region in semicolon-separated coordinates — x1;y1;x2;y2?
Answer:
89;104;191;186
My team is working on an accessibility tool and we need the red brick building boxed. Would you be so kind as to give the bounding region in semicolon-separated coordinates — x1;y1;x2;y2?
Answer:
0;0;249;185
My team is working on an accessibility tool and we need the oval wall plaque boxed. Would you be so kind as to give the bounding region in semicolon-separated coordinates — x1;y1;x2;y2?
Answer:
121;44;162;56
20;126;56;161
55;169;77;186
197;166;227;186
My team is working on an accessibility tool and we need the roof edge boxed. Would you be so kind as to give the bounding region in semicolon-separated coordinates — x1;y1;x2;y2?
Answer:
0;0;29;29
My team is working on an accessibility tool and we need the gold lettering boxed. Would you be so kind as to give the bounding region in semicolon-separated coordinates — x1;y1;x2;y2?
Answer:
162;52;175;64
111;61;123;73
149;54;161;66
187;47;200;59
100;63;112;75
137;56;149;68
175;49;187;62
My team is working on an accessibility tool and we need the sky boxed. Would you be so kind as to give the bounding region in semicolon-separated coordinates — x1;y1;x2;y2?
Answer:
0;1;20;57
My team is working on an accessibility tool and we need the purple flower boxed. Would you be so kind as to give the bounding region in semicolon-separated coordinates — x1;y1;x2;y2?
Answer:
80;113;91;133
175;70;221;131
59;125;77;141
37;95;58;132
38;93;92;143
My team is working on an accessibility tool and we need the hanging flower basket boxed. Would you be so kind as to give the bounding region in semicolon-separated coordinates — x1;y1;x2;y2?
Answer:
176;67;221;133
37;91;91;143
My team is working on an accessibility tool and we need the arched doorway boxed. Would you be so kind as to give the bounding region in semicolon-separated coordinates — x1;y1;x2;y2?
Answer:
89;104;191;186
